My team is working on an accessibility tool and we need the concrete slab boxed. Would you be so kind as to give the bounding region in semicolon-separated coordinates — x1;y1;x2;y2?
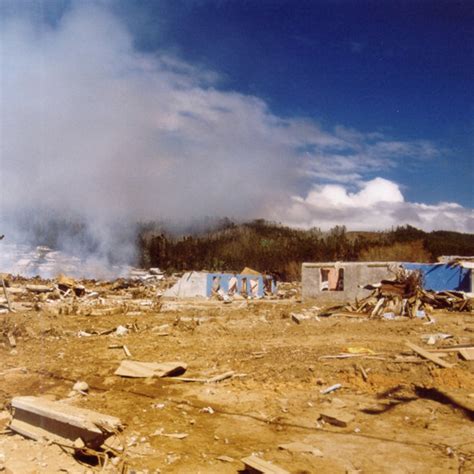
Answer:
10;396;123;449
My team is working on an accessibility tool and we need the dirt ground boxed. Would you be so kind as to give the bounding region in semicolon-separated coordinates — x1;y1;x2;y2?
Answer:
0;279;473;473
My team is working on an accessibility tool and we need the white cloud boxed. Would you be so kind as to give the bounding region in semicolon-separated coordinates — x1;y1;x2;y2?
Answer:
282;178;474;232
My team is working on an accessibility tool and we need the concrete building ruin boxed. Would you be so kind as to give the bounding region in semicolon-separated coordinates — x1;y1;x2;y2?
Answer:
302;260;474;302
302;262;399;302
163;270;277;299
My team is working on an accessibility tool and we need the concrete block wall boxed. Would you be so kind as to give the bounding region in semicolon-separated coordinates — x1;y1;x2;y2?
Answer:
302;262;399;302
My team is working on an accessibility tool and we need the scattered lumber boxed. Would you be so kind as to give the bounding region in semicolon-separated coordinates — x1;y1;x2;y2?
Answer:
319;268;472;319
405;341;455;369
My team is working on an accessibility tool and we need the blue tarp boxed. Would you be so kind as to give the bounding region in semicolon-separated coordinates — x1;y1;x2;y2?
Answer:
403;263;471;292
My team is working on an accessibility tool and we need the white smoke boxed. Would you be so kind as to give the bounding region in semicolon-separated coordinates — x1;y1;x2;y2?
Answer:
0;2;472;276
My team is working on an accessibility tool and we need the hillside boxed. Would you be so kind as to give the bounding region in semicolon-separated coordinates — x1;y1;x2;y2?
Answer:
137;221;474;280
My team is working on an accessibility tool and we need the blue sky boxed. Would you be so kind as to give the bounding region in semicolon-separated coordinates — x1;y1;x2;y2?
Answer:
1;0;473;232
117;0;473;206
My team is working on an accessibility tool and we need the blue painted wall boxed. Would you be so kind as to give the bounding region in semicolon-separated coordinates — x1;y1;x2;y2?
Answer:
206;273;276;297
403;263;471;292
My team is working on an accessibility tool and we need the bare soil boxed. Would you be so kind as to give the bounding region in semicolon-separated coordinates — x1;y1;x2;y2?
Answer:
0;283;473;473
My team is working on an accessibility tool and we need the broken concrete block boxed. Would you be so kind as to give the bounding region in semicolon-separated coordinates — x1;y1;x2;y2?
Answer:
9;396;123;449
319;409;354;427
114;360;187;378
72;381;89;394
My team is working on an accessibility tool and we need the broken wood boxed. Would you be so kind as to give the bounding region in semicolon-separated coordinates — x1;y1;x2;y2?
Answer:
459;348;474;361
1;279;12;312
370;297;385;318
405;341;455;369
429;344;474;353
152;428;188;439
207;371;235;383
319;409;354;427
114;360;187;378
122;345;132;358
7;333;16;348
319;354;385;360
173;371;235;384
26;284;53;293
278;441;323;456
358;364;368;382
241;455;290;474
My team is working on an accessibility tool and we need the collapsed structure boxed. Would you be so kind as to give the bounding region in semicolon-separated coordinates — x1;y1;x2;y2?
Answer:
163;269;277;299
0;253;473;472
302;259;474;302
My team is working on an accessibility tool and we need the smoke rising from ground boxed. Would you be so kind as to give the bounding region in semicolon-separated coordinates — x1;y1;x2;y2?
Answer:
0;2;472;275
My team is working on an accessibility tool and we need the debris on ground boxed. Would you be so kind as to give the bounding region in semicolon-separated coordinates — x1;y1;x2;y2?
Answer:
0;266;472;472
318;268;473;318
9;396;123;449
241;455;290;474
320;383;342;394
405;341;455;369
278;442;323;457
114;360;187;378
319;409;355;427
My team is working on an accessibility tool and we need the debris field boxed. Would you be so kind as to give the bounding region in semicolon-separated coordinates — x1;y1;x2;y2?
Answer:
0;270;473;473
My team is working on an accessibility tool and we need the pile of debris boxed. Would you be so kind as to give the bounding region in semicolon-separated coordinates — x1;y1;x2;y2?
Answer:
321;269;473;318
0;268;174;316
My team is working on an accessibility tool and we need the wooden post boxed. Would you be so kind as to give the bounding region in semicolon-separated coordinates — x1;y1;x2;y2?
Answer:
1;278;13;312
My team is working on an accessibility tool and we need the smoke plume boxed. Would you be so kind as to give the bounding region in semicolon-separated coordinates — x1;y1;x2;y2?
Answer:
0;2;472;275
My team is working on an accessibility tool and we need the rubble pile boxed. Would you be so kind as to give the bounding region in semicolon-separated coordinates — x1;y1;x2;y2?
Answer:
321;269;473;318
0;268;175;316
0;263;473;473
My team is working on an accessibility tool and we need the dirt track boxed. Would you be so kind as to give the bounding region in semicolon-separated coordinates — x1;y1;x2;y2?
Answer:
0;286;473;473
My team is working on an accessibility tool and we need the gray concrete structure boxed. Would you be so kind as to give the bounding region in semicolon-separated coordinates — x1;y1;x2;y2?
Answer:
302;261;400;302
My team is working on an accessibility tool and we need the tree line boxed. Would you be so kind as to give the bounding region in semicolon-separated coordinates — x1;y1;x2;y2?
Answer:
137;220;474;280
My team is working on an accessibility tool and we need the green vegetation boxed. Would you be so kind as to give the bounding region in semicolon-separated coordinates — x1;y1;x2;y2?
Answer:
137;221;474;280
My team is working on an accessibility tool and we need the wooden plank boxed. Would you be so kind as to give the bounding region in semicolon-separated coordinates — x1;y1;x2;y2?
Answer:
122;345;132;358
1;279;12;312
173;371;235;384
319;409;354;427
405;341;455;369
241;455;289;474
428;345;474;353
278;442;323;457
114;360;187;378
459;348;474;361
207;371;235;383
370;297;385;317
7;333;16;348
